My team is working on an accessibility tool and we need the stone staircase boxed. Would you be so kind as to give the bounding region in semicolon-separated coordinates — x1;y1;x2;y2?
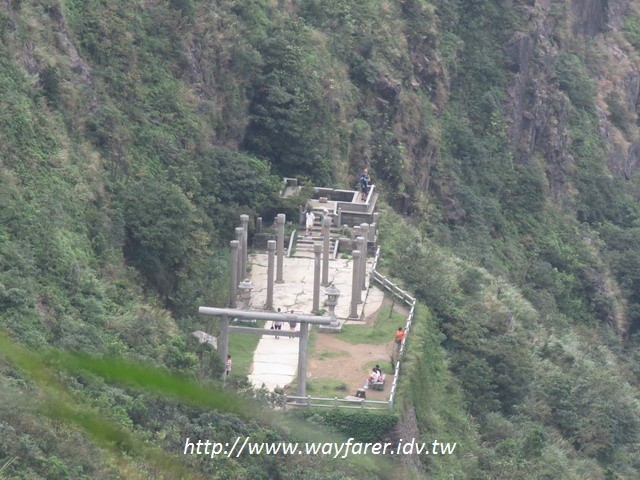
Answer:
291;221;338;259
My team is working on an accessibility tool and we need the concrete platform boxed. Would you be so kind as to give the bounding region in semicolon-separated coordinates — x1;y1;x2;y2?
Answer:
244;252;384;391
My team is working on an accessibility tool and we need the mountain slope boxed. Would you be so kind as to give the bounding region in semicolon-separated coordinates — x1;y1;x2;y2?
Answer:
2;0;640;478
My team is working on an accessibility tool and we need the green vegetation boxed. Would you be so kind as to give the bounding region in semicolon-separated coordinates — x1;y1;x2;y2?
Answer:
293;410;399;444
3;0;640;478
337;302;406;345
318;349;349;360
227;322;264;379
305;378;351;398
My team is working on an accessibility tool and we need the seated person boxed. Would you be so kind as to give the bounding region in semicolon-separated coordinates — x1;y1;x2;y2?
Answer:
372;365;385;388
363;369;380;389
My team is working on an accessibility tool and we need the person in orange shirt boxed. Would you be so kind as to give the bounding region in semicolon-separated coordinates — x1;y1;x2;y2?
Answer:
394;327;405;352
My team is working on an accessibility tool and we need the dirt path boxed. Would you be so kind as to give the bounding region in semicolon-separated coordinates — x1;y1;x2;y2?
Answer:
307;297;409;400
308;335;394;400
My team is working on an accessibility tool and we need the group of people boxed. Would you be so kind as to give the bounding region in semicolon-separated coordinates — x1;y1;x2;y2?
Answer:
363;364;384;389
303;166;372;236
361;327;405;390
272;308;297;339
304;208;330;236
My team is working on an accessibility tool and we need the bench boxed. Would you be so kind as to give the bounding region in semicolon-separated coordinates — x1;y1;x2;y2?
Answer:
371;374;386;391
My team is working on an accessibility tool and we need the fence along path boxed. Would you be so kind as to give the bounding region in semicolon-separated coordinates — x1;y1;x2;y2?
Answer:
283;246;416;411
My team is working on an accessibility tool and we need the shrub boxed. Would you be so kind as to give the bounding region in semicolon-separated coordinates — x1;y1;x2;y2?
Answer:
292;409;398;443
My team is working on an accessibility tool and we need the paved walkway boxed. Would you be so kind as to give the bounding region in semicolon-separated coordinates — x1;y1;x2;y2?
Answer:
246;253;384;391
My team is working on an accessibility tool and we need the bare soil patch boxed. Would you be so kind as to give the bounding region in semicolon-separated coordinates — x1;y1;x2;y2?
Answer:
307;297;409;401
308;335;394;400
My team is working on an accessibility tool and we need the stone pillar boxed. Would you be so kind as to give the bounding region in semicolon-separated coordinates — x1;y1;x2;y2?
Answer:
229;240;239;308
349;250;361;319
369;223;377;243
296;321;309;397
299;205;305;227
337;207;342;227
321;216;331;285
356;236;366;294
266;240;276;310
276;214;285;283
256;217;263;235
219;314;229;367
313;243;322;313
372;212;379;230
360;225;369;289
235;227;244;288
241;214;249;278
360;223;370;246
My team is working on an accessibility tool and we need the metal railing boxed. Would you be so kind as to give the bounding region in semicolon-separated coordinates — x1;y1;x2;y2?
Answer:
369;246;416;408
371;271;416;306
279;246;416;412
282;394;391;411
287;229;297;257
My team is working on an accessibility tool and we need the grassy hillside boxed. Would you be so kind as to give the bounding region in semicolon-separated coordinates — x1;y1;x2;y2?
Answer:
3;0;640;478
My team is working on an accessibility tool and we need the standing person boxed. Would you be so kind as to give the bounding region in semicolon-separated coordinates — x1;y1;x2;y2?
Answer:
225;354;232;380
395;327;406;352
319;209;330;238
305;209;315;236
274;308;283;339
359;169;370;200
288;310;297;333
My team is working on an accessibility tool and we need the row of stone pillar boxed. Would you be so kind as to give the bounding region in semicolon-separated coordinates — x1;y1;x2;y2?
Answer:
229;213;287;309
229;213;374;320
349;222;373;319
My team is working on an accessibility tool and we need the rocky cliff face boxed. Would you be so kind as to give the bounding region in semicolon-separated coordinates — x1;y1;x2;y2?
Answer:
505;0;640;183
389;0;640;337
